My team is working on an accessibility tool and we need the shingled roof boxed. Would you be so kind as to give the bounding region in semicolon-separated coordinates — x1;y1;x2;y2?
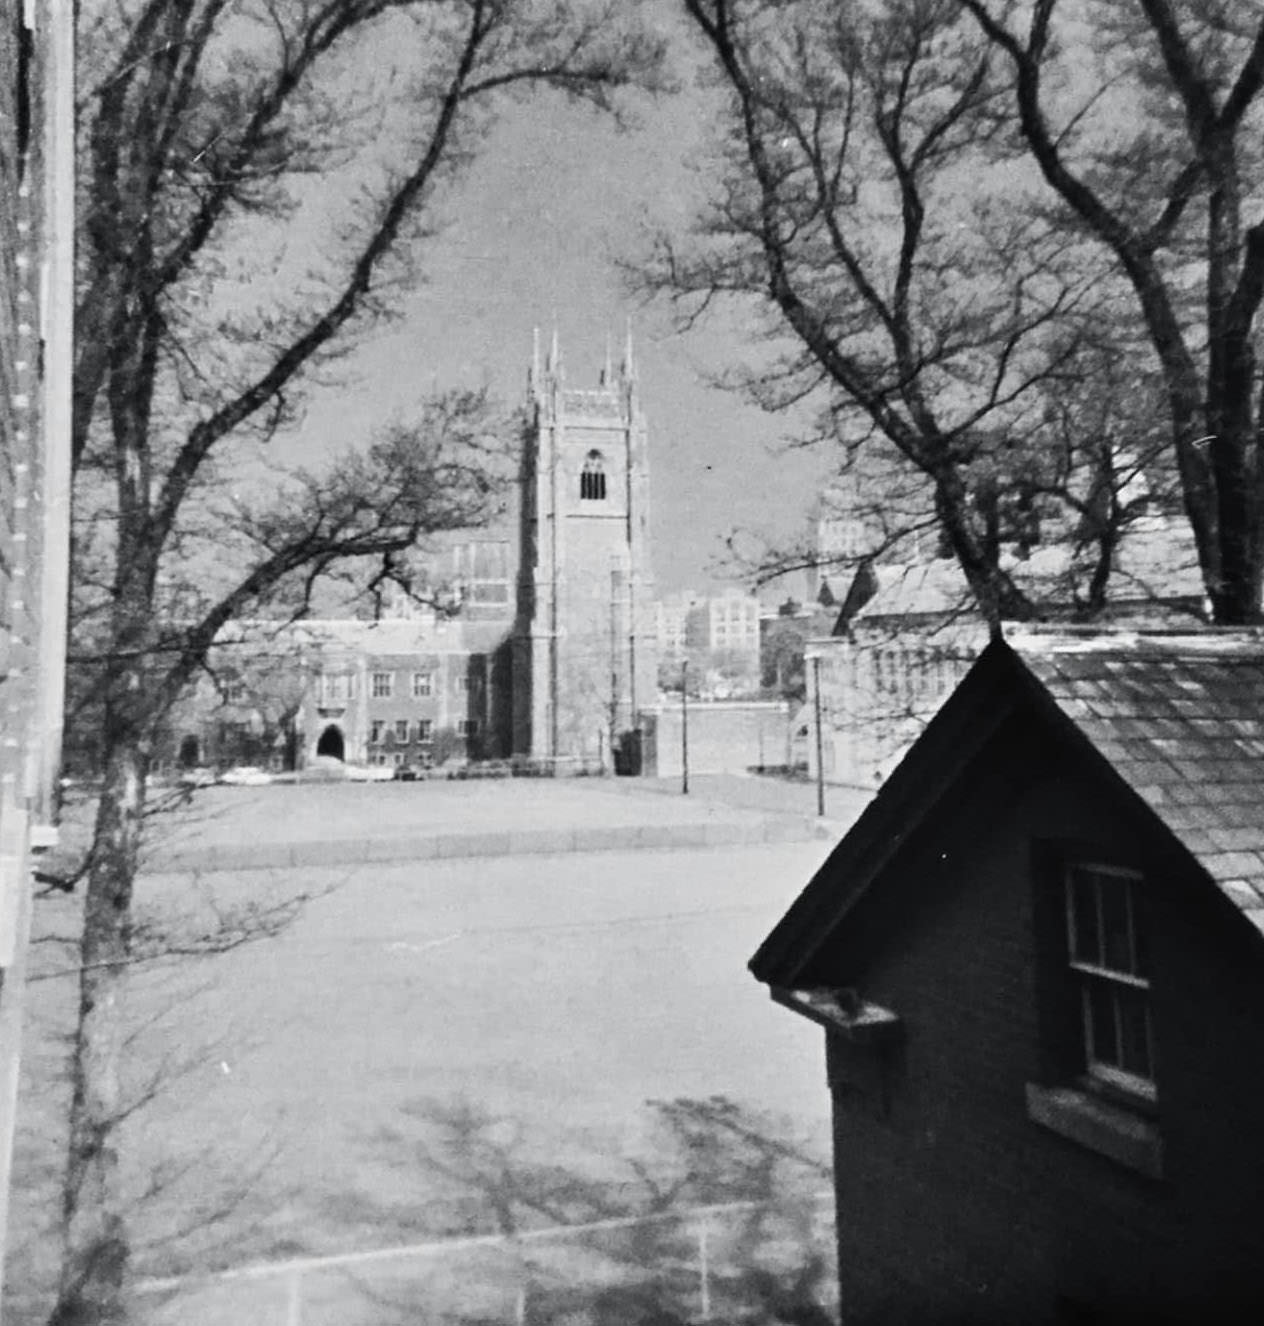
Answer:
1009;629;1264;925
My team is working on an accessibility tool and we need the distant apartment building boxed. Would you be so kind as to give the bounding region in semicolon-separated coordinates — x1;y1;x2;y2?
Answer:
654;587;761;696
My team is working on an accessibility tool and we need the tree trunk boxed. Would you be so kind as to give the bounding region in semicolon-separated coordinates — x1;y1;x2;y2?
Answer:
49;724;146;1326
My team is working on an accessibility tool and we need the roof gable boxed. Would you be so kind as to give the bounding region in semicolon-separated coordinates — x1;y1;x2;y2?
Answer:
751;629;1264;988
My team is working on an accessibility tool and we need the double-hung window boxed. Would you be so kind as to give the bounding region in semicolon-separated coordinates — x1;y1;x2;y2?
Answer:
1065;863;1155;1104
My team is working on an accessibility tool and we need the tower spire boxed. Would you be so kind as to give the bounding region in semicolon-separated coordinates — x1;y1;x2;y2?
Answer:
529;326;540;396
548;324;560;376
621;318;635;382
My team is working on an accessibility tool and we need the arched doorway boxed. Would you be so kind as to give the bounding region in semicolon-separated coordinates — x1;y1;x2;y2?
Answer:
178;734;200;769
316;724;345;761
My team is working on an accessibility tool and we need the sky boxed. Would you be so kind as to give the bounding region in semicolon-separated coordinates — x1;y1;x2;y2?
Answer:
266;2;832;599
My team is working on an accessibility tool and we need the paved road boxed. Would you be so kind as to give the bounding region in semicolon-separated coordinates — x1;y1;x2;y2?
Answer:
10;832;840;1324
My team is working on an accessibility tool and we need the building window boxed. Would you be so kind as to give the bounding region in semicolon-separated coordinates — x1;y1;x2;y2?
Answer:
371;671;393;698
1066;863;1155;1103
222;677;247;704
394;719;409;744
392;752;404;767
455;674;469;694
580;450;607;501
412;671;433;697
416;719;433;742
458;718;477;737
370;720;384;745
1026;849;1162;1178
320;673;355;704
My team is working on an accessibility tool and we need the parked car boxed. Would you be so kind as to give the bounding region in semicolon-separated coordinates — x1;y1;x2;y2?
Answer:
344;763;395;783
218;766;274;787
178;768;218;788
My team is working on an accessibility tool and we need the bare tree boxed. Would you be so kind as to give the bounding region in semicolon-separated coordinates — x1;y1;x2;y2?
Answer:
640;0;1125;627
651;0;1264;626
58;4;664;1322
960;0;1264;623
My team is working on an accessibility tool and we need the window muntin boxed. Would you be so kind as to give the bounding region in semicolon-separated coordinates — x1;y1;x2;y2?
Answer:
1065;863;1155;1101
412;671;433;697
394;720;409;744
416;719;433;742
370;720;384;744
371;671;393;698
580;450;607;501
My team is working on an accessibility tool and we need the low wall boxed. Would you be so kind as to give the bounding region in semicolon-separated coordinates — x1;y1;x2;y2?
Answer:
647;701;792;778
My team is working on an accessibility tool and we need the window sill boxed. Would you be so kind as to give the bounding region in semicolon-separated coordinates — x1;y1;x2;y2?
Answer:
1025;1082;1162;1179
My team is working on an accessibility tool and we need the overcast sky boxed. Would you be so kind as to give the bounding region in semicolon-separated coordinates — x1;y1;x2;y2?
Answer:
265;3;832;598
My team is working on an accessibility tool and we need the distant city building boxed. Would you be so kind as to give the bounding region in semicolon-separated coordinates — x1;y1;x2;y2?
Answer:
802;519;1208;787
654;587;762;698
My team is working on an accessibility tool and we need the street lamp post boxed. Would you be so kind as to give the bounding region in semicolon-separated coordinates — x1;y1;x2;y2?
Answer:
681;659;689;795
812;654;826;819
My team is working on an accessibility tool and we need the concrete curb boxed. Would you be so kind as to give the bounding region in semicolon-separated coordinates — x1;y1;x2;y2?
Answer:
144;814;832;875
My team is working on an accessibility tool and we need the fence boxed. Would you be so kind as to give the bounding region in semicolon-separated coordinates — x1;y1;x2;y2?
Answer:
134;1193;836;1325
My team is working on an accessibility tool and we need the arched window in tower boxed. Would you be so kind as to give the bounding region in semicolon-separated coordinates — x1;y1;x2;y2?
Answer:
580;450;607;501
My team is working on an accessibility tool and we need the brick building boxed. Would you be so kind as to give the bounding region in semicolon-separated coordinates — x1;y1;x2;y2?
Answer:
753;629;1264;1322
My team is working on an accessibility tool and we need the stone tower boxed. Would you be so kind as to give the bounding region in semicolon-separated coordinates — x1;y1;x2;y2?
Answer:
513;328;657;765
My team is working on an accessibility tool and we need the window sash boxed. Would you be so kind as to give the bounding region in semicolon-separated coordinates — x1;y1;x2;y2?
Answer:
1065;863;1155;1100
371;672;393;698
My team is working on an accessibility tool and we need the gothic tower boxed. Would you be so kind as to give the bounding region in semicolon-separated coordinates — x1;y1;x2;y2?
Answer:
513;328;657;764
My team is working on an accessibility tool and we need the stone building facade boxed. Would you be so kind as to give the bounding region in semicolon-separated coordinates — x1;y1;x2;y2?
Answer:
162;333;662;775
513;332;657;766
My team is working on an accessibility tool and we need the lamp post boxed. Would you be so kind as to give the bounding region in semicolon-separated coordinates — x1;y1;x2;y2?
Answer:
681;659;689;795
812;654;826;818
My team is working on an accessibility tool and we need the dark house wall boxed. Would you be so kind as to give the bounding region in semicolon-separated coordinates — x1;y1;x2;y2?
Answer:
803;711;1264;1324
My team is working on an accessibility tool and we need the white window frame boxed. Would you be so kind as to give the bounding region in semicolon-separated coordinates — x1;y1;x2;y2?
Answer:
1065;863;1156;1105
416;719;433;743
394;719;409;744
412;671;433;698
369;720;384;745
371;671;394;699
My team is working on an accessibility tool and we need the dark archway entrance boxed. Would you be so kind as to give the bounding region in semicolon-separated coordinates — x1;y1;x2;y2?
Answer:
178;734;200;769
316;725;345;761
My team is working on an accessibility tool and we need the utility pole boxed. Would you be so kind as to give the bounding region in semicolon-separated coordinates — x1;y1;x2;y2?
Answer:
681;659;690;795
812;654;826;818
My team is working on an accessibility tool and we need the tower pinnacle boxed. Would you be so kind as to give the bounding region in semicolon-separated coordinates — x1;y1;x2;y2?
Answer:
621;318;635;382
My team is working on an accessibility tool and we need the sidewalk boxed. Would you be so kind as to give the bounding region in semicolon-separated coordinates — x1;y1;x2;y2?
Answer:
138;775;874;874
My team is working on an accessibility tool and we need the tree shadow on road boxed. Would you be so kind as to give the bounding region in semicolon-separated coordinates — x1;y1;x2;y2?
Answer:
322;1094;839;1326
